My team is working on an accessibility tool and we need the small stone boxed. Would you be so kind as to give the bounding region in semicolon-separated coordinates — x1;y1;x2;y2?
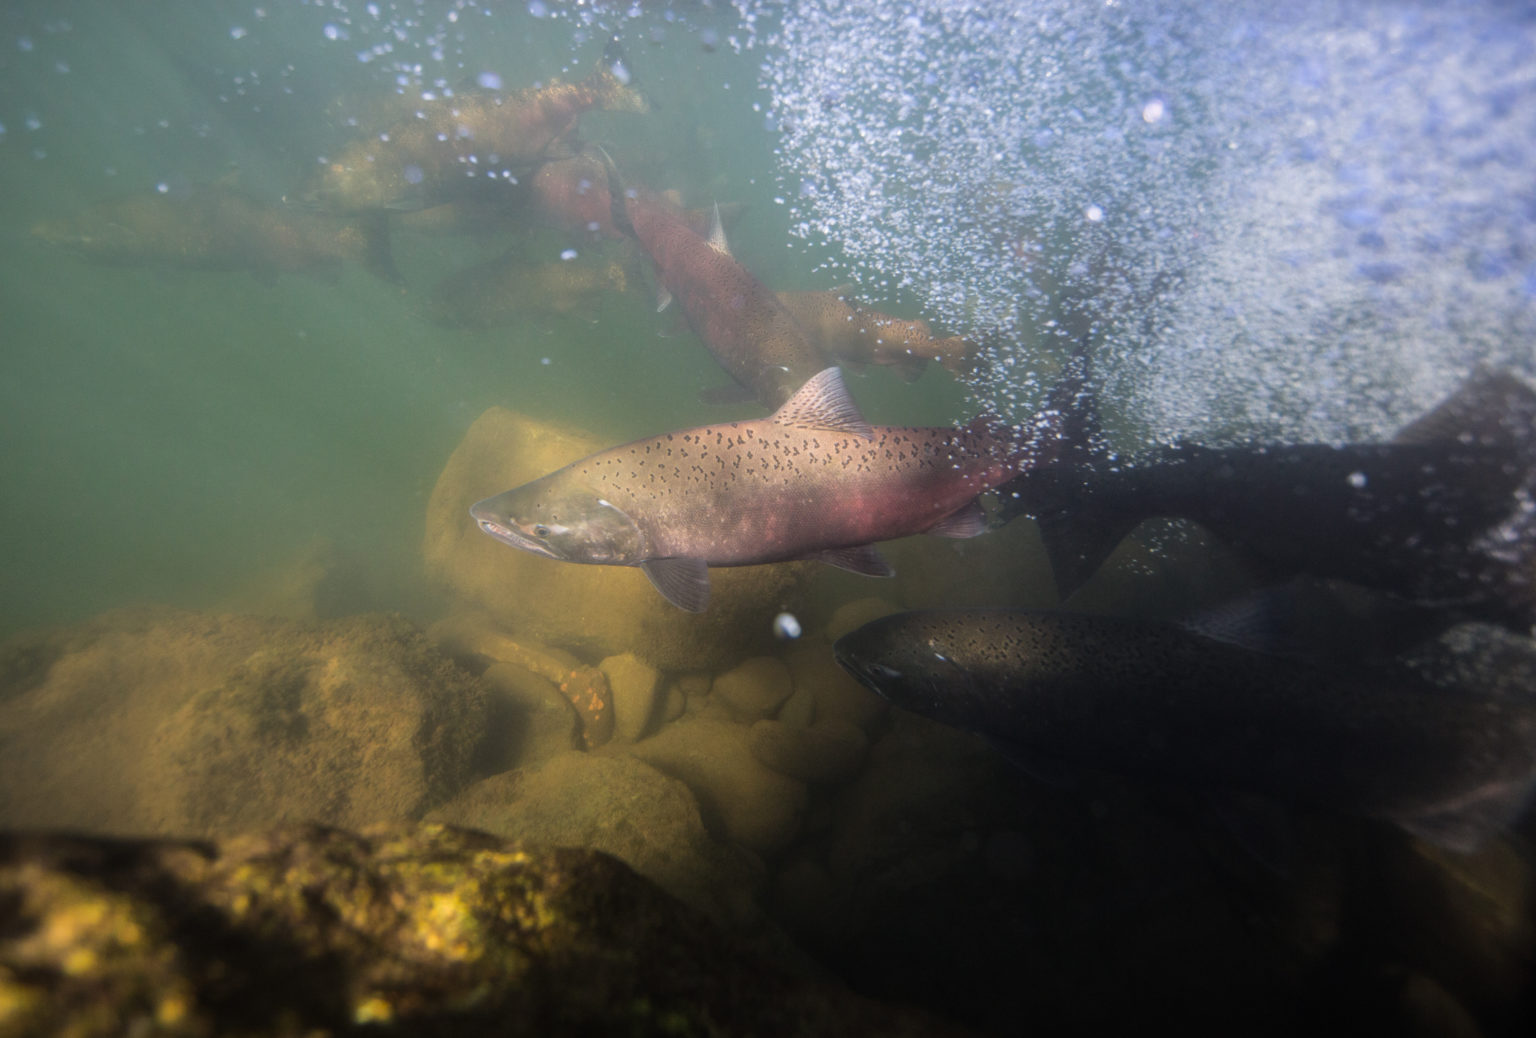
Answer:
711;656;793;722
429;616;613;748
660;681;688;723
784;639;888;730
628;718;807;854
748;719;867;785
480;662;580;769
600;652;662;743
776;684;817;728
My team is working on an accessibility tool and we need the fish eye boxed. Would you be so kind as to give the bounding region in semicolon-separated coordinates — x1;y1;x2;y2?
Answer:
533;525;550;538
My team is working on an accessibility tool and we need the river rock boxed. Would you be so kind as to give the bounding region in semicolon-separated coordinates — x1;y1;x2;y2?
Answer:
600;651;663;743
428;751;763;926
749;718;869;785
422;406;817;671
712;655;795;721
777;683;818;728
479;661;580;770
784;638;889;730
660;680;689;723
0;822;965;1037
430;613;613;748
627;717;808;855
0;608;487;838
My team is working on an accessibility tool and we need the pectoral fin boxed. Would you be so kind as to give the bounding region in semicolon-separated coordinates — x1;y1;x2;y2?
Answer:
926;499;988;539
641;557;711;612
814;544;894;577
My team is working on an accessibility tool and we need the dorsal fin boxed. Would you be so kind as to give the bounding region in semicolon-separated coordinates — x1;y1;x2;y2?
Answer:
707;201;731;255
770;367;874;439
1394;367;1536;454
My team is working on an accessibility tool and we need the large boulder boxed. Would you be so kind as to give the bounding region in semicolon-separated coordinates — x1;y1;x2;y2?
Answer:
423;406;816;671
0;822;965;1037
0;608;488;838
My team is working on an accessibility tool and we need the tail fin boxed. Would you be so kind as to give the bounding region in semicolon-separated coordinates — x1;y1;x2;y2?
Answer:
356;211;403;285
997;339;1107;507
589;143;637;241
1394;366;1536;461
995;339;1130;599
1011;472;1139;601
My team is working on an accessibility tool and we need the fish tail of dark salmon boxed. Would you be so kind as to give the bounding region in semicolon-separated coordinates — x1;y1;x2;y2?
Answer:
991;337;1136;598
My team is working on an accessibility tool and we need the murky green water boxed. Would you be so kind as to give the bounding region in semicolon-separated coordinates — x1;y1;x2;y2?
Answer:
2;4;1534;1034
0;2;968;637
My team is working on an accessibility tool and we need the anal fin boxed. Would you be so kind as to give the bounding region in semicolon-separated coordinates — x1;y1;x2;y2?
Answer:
926;499;988;539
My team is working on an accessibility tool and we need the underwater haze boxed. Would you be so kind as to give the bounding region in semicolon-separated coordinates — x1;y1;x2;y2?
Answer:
3;1;1534;631
2;2;1536;1035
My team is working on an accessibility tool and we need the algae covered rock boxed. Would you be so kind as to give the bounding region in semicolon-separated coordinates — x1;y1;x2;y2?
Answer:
423;406;817;671
628;717;809;855
0;822;963;1037
0;608;488;837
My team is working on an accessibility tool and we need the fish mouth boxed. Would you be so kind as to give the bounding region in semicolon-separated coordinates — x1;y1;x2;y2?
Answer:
831;640;905;697
469;505;562;561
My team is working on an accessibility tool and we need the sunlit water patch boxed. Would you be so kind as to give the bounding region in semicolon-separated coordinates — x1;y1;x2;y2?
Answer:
764;1;1536;445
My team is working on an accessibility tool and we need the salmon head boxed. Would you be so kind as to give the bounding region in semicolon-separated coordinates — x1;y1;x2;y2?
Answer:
469;476;647;566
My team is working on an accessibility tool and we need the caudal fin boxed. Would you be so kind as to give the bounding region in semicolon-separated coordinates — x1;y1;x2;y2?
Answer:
589;143;637;241
357;211;403;285
995;339;1133;598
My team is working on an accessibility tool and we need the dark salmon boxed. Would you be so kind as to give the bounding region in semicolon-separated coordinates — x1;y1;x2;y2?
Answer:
835;608;1536;851
999;366;1536;634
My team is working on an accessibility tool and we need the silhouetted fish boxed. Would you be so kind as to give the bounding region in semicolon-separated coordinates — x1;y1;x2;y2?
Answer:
776;289;976;380
307;43;647;212
33;183;400;284
602;152;831;409
530;153;747;243
834;608;1536;851
471;368;1050;611
427;249;631;329
999;368;1536;633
